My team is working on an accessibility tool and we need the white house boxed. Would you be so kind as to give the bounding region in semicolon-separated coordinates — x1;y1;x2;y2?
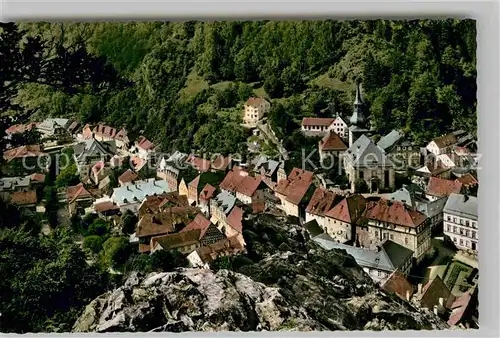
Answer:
443;193;478;253
327;116;349;140
110;178;171;213
242;97;270;126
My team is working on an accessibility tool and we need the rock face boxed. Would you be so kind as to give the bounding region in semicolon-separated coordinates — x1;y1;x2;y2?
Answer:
73;214;448;332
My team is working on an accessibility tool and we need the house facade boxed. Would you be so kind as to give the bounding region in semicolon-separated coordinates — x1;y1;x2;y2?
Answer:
324;194;366;243
304;187;342;230
443;193;478;253
343;134;395;193
318;131;348;163
301;117;335;136
359;198;432;263
242;97;271;125
273;168;314;218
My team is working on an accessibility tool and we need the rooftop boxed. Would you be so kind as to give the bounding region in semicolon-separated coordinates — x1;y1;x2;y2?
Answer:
274;168;314;205
306;187;343;217
363;198;427;228
112;178;171;205
443;193;478;220
10;190;37;206
153;229;201;251
118;169;139;185
426;177;463;198
325;194;367;223
245;97;268;108
136;206;199;238
319;131;348;151
301;117;335;127
344;134;393;168
377;130;404;152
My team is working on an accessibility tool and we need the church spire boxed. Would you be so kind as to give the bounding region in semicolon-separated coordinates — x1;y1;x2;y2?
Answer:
349;82;365;126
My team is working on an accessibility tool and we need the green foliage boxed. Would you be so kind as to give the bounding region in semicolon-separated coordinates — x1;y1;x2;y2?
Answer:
0;225;110;333
83;235;106;254
149;249;189;272
120;209;138;235
100;236;134;269
87;218;111;237
55;163;79;188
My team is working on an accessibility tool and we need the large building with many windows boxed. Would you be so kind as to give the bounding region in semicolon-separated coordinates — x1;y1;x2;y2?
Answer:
443;193;478;253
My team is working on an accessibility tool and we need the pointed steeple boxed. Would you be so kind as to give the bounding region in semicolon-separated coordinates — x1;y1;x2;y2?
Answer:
349;82;365;127
354;82;364;106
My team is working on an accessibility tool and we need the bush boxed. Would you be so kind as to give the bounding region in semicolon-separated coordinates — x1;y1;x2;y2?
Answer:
101;236;134;269
120;210;138;235
150;249;189;272
88;219;110;236
83;235;105;254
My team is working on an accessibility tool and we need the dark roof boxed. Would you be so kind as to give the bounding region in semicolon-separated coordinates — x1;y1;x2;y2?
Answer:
303;219;324;238
153;229;201;251
420;276;455;310
118;169;138;184
189;171;225;193
381;240;414;269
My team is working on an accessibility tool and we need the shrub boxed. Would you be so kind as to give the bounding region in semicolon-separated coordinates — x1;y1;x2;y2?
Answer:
83;235;105;254
88;219;111;236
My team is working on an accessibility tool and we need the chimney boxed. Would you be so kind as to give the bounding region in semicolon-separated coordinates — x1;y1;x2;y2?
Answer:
438;297;444;307
417;283;423;294
406;290;411;302
433;305;438;316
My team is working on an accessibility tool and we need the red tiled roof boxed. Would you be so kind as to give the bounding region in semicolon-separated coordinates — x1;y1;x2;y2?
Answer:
130;156;146;171
363;198;427;228
199;184;216;201
137;136;155;151
432;133;458;149
3;145;45;162
226;206;243;233
5;122;40;135
301;117;335;127
30;173;46;183
118;169;138;184
325;194;366;223
93;124;117;139
10;190;37;206
426;177;463;198
455;174;478;188
211;155;231;171
319;131;347;151
186;155;211;172
245;97;267;108
115;128;128;141
447;289;474;326
381;270;414;301
136;206;199;238
138;192;189;218
94;201;120;213
220;169;263;197
181;214;212;239
306;187;342;216
67;183;92;203
274;168;314;205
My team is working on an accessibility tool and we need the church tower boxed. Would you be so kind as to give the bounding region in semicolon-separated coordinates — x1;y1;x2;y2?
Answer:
348;82;369;146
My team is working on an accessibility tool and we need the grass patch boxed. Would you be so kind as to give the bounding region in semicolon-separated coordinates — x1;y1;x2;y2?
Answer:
310;72;351;91
211;81;234;91
179;69;209;102
253;86;267;98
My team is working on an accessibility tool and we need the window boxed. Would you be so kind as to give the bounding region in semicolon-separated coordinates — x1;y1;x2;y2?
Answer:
405;237;409;244
453;217;457;223
359;171;364;180
472;222;476;228
460;239;463;246
466;241;470;248
390;234;394;240
466;230;470;237
472;231;476;239
453;226;457;233
447;225;451;232
466;220;470;227
447;216;451;221
375;231;378;236
383;233;387;239
460;229;464;236
453;237;457;243
460;219;464;225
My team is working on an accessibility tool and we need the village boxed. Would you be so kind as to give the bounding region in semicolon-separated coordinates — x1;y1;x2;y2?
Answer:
1;83;478;329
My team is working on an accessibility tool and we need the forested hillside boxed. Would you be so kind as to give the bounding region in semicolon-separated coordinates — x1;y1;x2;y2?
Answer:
3;20;476;154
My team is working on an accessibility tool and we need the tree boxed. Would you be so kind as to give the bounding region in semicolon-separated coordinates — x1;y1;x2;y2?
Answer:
150;249;189;272
354;179;369;193
120;209;138;235
55;163;79;188
100;236;134;269
87;219;110;237
83;235;105;254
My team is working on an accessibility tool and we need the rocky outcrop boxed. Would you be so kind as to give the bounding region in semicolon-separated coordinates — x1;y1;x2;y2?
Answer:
73;213;448;332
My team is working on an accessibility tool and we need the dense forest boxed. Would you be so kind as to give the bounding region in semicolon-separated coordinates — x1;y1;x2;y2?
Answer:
2;20;476;156
0;20;476;332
